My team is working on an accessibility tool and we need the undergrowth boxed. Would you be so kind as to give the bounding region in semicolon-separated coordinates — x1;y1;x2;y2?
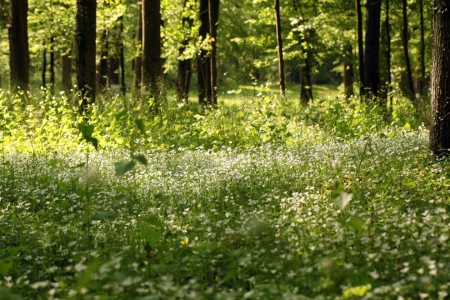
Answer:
1;88;448;300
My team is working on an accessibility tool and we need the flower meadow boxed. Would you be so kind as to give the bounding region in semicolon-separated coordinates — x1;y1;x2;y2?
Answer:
0;89;449;299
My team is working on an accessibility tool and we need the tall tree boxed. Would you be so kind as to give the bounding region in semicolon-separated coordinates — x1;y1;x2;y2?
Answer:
364;0;381;98
343;44;354;98
429;0;450;156
141;0;163;102
177;0;194;102
418;0;426;94
97;30;108;93
401;0;415;100
133;4;142;93
61;51;72;92
379;0;391;106
198;0;211;104
8;0;29;91
274;0;285;98
76;0;96;111
355;0;365;96
208;0;220;107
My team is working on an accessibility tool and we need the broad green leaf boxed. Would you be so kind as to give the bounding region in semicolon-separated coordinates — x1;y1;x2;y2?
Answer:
70;162;86;169
135;119;146;136
132;154;148;166
140;225;160;245
77;123;94;138
115;109;128;120
347;217;364;231
0;260;13;275
85;136;98;150
331;180;343;199
144;215;163;228
115;161;136;176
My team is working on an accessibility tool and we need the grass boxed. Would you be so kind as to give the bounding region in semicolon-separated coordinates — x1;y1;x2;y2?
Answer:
0;86;448;299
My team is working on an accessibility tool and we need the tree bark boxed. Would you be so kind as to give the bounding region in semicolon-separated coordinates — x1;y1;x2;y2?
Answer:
97;30;108;93
300;52;313;103
401;0;415;101
208;0;219;107
379;0;391;107
198;0;211;105
176;0;193;102
419;0;426;94
50;37;55;90
61;51;72;92
429;0;450;156
141;0;162;101
133;4;142;93
364;0;381;98
120;17;126;94
8;0;29;91
274;0;285;99
355;0;365;96
76;0;96;111
343;44;354;98
42;44;47;87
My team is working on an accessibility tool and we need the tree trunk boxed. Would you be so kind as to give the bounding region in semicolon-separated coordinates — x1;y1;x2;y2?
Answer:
364;0;381;98
198;0;211;105
274;0;285;99
401;0;415;101
120;17;126;94
429;0;450;156
8;0;29;91
61;51;72;92
355;0;365;96
300;52;313;103
208;0;219;107
133;4;142;93
50;37;55;90
76;0;96;111
379;0;391;107
108;20;121;92
418;0;426;94
141;0;162;101
42;44;47;87
343;44;354;98
97;30;108;93
176;0;193;102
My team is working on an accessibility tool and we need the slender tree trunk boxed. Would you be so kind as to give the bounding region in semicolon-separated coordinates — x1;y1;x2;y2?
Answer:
379;0;391;107
76;0;96;111
208;0;219;107
176;0;193;102
42;44;47;87
50;37;55;90
97;30;108;93
120;17;126;94
355;0;365;96
8;0;29;91
401;0;415;101
343;44;354;98
61;51;72;92
429;0;450;156
419;0;426;94
198;0;210;104
108;20;121;91
141;0;162;101
300;52;313;103
274;0;285;99
364;0;381;98
133;5;142;93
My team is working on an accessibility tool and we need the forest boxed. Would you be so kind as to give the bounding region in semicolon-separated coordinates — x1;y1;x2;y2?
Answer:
1;0;450;299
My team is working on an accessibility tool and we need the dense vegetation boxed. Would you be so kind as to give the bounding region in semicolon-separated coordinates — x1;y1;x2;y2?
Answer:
1;87;449;299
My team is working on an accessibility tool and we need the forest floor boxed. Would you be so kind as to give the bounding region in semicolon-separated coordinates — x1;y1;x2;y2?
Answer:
0;87;449;299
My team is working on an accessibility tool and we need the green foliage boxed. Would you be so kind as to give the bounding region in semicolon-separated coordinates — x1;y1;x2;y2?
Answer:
0;88;446;299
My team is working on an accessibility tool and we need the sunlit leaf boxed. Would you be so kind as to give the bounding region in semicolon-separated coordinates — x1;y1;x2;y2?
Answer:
347;217;364;231
335;192;353;210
